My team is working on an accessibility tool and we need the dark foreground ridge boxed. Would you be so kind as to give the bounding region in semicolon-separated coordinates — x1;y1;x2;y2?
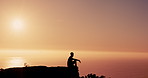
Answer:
0;66;79;78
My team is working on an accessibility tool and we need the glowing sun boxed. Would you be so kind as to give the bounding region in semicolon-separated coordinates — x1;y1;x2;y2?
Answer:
12;18;24;31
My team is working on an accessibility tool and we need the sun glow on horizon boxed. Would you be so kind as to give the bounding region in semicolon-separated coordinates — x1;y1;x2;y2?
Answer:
7;57;26;68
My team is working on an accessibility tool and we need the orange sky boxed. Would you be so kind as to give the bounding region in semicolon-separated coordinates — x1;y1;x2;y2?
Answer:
0;0;148;52
0;1;148;78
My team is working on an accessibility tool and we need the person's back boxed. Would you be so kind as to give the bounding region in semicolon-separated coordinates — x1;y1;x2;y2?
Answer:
67;55;74;68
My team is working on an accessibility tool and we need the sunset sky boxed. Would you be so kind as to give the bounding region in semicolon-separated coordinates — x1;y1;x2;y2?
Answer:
0;0;148;78
0;0;148;52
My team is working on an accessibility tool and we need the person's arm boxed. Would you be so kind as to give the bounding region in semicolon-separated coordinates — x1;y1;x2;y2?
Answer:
77;59;81;63
74;58;81;63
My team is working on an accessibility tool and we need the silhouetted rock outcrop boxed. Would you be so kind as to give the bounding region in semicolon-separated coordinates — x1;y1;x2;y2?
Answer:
0;66;80;78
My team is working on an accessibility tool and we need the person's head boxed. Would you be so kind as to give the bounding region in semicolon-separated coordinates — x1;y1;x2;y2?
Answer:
70;52;74;57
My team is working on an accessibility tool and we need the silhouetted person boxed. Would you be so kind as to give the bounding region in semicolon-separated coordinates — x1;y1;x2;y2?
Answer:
67;52;81;68
67;52;81;78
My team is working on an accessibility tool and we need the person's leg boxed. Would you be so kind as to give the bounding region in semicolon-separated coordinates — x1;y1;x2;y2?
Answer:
73;59;77;66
